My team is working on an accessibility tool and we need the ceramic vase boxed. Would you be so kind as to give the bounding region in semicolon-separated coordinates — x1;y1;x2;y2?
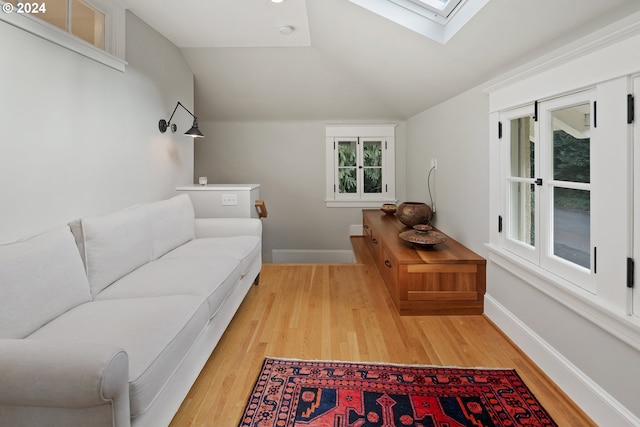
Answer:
396;202;432;227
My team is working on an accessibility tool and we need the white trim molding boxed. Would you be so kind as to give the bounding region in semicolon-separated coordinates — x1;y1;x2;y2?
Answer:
272;249;356;264
485;293;640;427
486;245;640;352
349;224;364;236
325;200;398;208
483;11;640;95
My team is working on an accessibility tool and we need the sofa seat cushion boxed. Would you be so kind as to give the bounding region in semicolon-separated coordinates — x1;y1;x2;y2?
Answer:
27;295;209;418
95;256;242;319
0;226;91;339
162;236;260;277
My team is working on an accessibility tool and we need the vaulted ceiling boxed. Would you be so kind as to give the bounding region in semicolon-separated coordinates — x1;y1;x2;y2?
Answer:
123;0;640;121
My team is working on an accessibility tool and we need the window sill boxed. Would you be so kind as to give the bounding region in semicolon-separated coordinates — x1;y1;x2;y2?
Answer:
325;199;398;208
486;243;640;352
1;8;126;72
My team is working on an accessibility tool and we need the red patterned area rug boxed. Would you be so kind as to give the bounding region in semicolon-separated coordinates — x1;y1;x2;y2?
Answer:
239;358;558;427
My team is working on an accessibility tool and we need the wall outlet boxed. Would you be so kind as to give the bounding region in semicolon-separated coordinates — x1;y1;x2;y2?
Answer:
221;194;238;206
431;158;438;170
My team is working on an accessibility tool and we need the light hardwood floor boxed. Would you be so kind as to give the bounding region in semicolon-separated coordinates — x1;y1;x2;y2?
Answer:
169;237;595;426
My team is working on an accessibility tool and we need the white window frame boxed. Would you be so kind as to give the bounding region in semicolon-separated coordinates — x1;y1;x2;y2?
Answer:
499;90;596;293
538;90;596;293
500;104;538;264
632;75;640;317
403;0;463;20
325;124;397;208
487;33;640;355
0;0;126;72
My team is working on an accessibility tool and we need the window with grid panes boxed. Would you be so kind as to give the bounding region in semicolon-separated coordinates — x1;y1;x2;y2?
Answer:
325;125;396;208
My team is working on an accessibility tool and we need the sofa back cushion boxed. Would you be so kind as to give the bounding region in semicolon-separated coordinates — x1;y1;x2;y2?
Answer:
80;205;153;297
147;194;195;259
0;226;92;338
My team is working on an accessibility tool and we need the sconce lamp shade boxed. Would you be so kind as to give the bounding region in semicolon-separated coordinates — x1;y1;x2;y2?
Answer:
159;102;204;138
184;119;204;138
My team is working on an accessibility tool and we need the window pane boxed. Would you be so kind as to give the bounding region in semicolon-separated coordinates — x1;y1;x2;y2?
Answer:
363;140;382;194
510;116;535;178
338;140;357;194
339;168;357;193
363;140;382;167
553;187;590;268
338;140;356;167
38;0;68;32
71;0;105;49
553;104;590;183
509;182;535;246
363;168;382;194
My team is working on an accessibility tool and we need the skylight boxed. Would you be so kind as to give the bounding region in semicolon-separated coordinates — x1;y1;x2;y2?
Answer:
399;0;463;21
348;0;490;44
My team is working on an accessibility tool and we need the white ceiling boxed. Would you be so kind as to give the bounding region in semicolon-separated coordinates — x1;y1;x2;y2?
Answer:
123;0;640;121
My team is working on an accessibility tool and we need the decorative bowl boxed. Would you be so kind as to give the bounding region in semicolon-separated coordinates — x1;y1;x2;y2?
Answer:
398;229;447;247
413;224;432;233
396;202;432;227
380;203;397;215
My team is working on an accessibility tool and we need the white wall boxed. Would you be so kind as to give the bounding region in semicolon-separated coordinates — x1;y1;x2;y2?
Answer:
0;12;194;242
194;120;406;262
406;87;490;257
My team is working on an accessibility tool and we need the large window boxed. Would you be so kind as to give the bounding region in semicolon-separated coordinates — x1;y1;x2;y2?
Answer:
489;50;640;358
325;125;396;207
500;90;595;292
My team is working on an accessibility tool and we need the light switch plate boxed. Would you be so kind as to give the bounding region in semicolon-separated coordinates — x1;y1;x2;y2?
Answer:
222;194;238;206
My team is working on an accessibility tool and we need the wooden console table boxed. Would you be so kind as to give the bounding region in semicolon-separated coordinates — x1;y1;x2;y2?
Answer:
363;209;486;315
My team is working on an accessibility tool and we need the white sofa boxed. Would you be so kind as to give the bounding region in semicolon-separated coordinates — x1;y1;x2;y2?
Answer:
0;194;262;427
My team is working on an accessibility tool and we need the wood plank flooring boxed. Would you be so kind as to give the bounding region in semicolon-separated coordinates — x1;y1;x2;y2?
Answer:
169;237;595;426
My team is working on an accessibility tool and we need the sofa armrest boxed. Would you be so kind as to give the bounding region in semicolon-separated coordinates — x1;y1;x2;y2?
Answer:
194;218;262;238
0;339;130;420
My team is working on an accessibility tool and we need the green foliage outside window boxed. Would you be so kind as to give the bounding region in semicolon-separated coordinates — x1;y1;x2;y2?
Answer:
363;143;382;193
338;141;383;194
364;169;382;193
338;142;357;193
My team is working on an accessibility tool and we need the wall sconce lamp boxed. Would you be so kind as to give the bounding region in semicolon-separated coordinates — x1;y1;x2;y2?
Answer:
158;102;204;138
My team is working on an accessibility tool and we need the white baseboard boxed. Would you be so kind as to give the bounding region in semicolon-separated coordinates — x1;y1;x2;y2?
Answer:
485;294;640;427
272;249;356;264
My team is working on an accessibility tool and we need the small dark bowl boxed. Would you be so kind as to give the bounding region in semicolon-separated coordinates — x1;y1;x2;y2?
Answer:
413;224;433;233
